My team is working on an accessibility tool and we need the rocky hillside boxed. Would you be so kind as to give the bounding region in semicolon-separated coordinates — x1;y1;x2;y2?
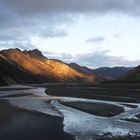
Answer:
92;67;133;80
69;63;94;74
69;63;132;81
120;65;140;83
0;48;96;85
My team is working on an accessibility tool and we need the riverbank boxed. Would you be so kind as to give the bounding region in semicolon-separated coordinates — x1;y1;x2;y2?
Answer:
0;99;74;140
45;83;140;103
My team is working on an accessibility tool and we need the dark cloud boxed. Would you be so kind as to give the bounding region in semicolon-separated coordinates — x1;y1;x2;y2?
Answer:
86;37;105;43
0;0;140;29
0;0;139;42
0;1;19;28
2;0;140;16
0;29;28;42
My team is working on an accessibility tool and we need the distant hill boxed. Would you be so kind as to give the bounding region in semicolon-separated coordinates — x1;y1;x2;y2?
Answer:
120;65;140;83
69;63;94;74
0;48;96;85
92;67;133;80
69;63;133;81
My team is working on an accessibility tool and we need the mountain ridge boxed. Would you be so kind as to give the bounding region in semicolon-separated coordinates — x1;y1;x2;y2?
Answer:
0;48;138;86
0;48;96;85
69;63;133;81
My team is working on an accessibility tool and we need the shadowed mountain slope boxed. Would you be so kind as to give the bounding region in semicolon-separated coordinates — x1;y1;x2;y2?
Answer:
120;65;140;83
69;63;94;74
93;67;133;80
0;53;40;85
69;63;132;81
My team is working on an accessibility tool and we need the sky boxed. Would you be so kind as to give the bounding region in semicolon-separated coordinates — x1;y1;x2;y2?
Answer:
0;0;140;68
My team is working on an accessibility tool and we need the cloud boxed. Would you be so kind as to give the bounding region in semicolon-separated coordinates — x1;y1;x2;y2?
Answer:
40;50;140;68
86;37;105;43
0;0;140;29
0;39;36;50
43;51;73;61
38;28;68;38
113;34;120;38
2;0;140;16
0;0;140;68
0;0;140;43
73;50;140;68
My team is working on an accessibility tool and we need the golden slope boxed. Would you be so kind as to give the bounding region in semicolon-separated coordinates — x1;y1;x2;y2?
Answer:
1;49;96;83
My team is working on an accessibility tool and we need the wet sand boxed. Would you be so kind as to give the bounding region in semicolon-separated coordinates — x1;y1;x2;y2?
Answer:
0;99;74;140
136;113;140;119
46;83;140;103
60;101;124;117
120;103;137;108
0;87;33;91
0;84;140;140
95;135;140;140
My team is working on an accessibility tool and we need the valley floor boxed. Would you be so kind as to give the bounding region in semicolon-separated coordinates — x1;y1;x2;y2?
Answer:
0;83;140;140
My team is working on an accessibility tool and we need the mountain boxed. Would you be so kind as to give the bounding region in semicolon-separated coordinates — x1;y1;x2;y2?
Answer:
120;65;140;83
92;67;133;80
0;52;39;86
69;63;94;74
0;48;96;85
69;63;132;81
